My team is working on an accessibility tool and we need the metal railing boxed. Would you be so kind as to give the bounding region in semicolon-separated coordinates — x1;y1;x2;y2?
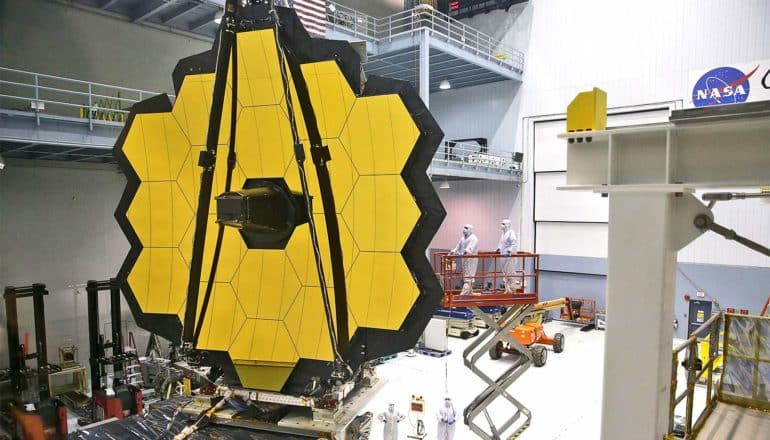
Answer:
326;2;524;73
0;67;167;130
434;252;539;308
431;139;521;175
667;312;723;439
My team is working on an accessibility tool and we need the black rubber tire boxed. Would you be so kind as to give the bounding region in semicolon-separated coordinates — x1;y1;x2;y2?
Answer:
460;331;471;340
553;333;565;353
489;341;504;360
532;345;547;367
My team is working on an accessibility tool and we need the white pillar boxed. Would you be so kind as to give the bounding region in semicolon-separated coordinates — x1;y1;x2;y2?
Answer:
557;109;770;439
601;192;708;440
419;28;429;108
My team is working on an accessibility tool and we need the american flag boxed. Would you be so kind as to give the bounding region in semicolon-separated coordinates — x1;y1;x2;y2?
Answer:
279;0;327;37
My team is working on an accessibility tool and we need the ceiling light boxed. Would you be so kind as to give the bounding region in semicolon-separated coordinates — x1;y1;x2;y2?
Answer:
439;79;451;90
439;180;450;189
214;11;223;24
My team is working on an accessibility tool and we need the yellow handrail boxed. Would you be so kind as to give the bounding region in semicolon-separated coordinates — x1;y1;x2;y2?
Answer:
667;312;722;439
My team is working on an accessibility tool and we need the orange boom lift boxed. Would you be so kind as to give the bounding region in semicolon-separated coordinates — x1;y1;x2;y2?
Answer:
488;298;573;367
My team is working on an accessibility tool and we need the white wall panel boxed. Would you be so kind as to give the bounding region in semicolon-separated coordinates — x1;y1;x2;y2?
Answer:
0;0;210;94
512;0;770;268
532;109;670;254
535;172;608;222
0;164;144;368
533;120;566;172
533;110;670;174
607;109;671;127
517;0;770;119
430;180;518;252
461;4;532;56
536;223;608;258
335;0;403;17
430;81;521;151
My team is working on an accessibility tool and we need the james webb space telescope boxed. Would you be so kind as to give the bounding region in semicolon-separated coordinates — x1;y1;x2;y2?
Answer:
113;0;444;435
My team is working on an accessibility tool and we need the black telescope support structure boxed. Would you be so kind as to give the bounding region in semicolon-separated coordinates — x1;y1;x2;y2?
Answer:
182;0;240;346
86;279;125;394
4;283;52;400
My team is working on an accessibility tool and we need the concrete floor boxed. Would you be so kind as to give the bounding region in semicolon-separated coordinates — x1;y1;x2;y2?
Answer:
362;321;604;440
361;320;713;440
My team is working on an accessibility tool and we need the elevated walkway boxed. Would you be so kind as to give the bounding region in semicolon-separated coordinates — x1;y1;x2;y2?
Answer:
326;2;523;92
0;110;122;164
430;139;521;182
0;67;521;181
0;67;162;164
328;3;524;182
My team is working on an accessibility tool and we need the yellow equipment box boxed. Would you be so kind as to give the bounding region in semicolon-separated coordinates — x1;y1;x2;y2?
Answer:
567;87;607;133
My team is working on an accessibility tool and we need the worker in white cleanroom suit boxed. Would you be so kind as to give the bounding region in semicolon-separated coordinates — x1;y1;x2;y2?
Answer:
450;224;479;294
437;397;457;440
497;219;519;293
378;403;405;440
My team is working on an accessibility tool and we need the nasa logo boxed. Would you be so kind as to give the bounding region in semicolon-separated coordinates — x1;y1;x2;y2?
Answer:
692;66;759;107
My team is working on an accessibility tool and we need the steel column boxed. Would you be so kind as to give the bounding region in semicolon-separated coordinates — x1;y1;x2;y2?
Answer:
560;105;770;440
419;29;430;108
32;284;48;367
602;193;675;439
32;284;51;400
86;280;102;392
88;83;93;131
34;75;40;126
601;192;706;440
110;279;123;375
4;287;21;393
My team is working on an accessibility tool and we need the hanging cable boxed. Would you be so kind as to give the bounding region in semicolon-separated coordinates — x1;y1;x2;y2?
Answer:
270;6;351;379
445;307;450;394
677;266;722;313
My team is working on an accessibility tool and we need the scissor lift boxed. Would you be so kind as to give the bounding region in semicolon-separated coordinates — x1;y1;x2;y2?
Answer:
435;252;540;439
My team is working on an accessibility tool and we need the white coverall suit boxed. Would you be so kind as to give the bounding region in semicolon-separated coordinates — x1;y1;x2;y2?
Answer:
497;220;518;293
437;399;457;440
378;404;405;440
450;224;478;295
